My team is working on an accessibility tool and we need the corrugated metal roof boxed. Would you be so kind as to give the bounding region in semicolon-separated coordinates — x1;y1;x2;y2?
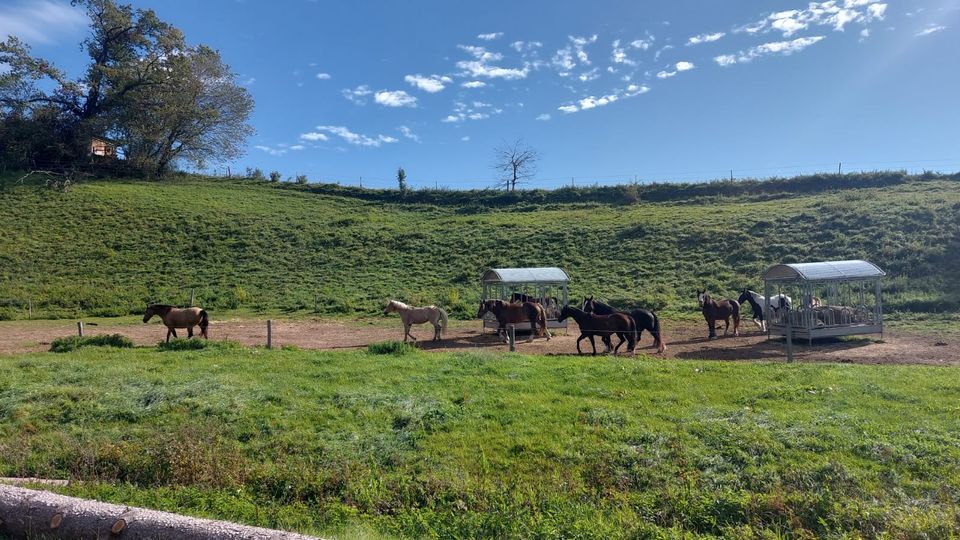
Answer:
763;260;885;281
481;267;569;283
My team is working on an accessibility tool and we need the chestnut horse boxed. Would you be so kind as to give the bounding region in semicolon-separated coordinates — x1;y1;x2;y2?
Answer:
477;299;550;342
143;304;209;342
557;305;636;355
696;290;740;339
581;296;666;353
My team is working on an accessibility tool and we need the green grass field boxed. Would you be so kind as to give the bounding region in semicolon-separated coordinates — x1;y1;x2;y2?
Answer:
1;172;958;321
1;344;958;538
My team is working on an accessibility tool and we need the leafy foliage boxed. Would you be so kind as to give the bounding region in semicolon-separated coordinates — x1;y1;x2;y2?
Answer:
49;333;134;352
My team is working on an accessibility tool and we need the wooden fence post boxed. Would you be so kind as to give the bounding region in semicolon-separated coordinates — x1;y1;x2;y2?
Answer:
77;321;84;337
508;324;516;352
188;289;195;307
786;320;793;363
28;299;32;319
267;320;272;349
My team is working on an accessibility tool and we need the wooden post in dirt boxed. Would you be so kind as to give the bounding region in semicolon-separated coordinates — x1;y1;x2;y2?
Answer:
188;289;195;307
508;324;516;352
77;321;84;337
786;319;794;363
27;299;32;319
266;320;273;349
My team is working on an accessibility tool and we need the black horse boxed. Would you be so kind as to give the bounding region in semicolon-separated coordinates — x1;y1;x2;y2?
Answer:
581;296;666;353
738;289;765;329
558;305;636;355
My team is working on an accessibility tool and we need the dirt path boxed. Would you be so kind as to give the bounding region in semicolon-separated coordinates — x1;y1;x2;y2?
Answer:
1;317;956;366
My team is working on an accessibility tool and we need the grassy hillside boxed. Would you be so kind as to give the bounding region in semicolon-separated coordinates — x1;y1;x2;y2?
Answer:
2;345;958;538
0;172;958;320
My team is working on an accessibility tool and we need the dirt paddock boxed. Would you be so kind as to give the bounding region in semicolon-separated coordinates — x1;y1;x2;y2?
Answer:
1;317;956;366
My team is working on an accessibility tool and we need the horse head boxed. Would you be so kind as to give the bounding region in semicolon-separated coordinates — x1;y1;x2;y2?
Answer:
582;296;597;313
697;290;708;307
737;290;750;305
477;299;495;319
143;304;156;323
383;300;396;316
557;304;572;322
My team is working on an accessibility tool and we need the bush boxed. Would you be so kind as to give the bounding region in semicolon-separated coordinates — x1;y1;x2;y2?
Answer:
295;174;308;185
50;334;134;353
269;170;281;183
246;167;265;180
367;340;417;356
156;338;241;352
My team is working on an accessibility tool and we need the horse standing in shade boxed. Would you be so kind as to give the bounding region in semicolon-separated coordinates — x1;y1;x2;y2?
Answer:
558;305;636;355
696;290;740;339
738;289;792;331
383;300;448;342
477;299;550;342
143;305;209;342
581;296;666;353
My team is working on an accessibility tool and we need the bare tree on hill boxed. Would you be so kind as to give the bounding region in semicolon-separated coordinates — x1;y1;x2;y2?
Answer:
493;139;538;191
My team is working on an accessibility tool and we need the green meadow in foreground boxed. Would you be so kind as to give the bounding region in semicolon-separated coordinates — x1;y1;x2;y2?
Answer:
1;344;958;538
1;172;958;321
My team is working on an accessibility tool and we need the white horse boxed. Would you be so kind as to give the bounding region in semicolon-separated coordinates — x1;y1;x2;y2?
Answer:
383;300;448;342
738;290;791;331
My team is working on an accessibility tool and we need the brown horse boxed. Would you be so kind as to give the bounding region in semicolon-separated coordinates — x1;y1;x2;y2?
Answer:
696;290;740;340
558;305;636;355
143;304;209;342
477;299;550;342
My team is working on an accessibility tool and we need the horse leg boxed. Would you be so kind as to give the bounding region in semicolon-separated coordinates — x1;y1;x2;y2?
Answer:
576;334;585;355
733;315;740;337
602;335;613;354
589;335;598;356
613;333;625;354
187;326;194;338
404;323;416;342
527;318;536;342
707;317;716;340
723;317;730;336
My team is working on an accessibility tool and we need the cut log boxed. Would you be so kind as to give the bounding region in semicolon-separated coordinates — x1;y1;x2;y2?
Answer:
0;484;324;539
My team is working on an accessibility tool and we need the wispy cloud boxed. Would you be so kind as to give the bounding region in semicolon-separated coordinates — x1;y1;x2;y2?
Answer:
656;61;695;79
715;36;826;66
0;0;86;45
477;32;503;41
460;136;471;142
916;24;946;37
687;32;725;46
552;34;598;76
310;125;398;147
299;132;329;142
342;85;373;105
737;1;888;37
456;44;529;79
255;145;287;156
441;101;503;123
398;125;420;143
404;74;452;93
461;80;487;88
536;113;551;121
315;72;331;80
557;84;649;114
375;89;418;107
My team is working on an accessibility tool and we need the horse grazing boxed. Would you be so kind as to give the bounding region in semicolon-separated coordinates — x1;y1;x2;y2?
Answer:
737;289;791;331
510;292;539;304
143;304;209;342
383;300;448;342
696;290;740;339
558;305;636;355
477;299;550;342
581;296;666;353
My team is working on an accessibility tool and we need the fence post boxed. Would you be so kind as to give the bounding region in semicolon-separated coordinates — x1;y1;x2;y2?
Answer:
188;289;195;307
28;299;32;319
508;324;516;352
785;319;793;363
77;321;84;337
266;320;272;349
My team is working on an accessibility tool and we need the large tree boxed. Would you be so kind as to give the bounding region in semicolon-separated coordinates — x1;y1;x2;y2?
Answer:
0;0;253;176
493;139;539;191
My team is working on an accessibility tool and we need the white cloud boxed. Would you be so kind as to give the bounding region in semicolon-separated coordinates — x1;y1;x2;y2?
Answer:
255;145;287;156
456;44;529;80
578;68;600;82
611;39;638;67
311;125;399;147
511;40;543;52
315;72;331;80
0;0;86;45
536;113;551;121
687;32;726;46
398;125;420;143
552;34;598;75
374;89;418;107
299;132;329;142
656;61;695;79
461;136;471;142
240;77;256;86
461;80;487;88
654;44;673;61
630;38;653;50
916;24;946;37
557;84;649;114
440;100;502;123
477;32;503;41
342;85;373;105
714;36;826;66
558;104;579;114
404;74;452;93
570;34;598;64
738;1;888;37
290;145;305;151
676;61;695;71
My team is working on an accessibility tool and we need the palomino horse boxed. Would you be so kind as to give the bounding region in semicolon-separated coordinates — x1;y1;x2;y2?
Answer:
696;290;740;339
581;296;666;353
738;289;791;331
477;299;550;342
383;300;448;342
143;305;209;342
558;305;636;355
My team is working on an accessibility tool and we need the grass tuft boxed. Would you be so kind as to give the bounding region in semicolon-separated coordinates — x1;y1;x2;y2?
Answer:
49;334;134;353
156;339;241;352
366;340;417;355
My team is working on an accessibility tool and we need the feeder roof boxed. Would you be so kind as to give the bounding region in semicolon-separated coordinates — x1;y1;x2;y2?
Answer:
763;260;885;282
481;267;569;284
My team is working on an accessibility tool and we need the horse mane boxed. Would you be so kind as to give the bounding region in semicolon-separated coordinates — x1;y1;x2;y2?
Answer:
389;300;411;310
148;304;174;311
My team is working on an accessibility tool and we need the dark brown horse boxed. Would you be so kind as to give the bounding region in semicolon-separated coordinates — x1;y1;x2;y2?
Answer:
582;296;666;353
143;304;209;342
696;290;739;339
510;292;539;304
557;305;636;355
477;299;550;342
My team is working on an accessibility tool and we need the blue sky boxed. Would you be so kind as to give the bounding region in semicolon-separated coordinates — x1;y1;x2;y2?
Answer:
2;0;960;188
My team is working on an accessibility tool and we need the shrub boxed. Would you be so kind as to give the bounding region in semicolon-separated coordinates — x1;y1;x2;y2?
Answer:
246;167;265;180
295;174;308;185
156;338;241;352
50;334;134;353
269;170;281;183
367;340;417;356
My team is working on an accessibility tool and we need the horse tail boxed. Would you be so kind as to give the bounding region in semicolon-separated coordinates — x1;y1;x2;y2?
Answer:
438;307;449;335
538;305;549;339
627;316;637;352
652;311;666;353
199;309;209;339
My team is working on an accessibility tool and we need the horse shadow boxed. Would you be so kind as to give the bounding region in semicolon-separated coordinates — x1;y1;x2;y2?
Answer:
414;328;551;351
672;333;877;362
